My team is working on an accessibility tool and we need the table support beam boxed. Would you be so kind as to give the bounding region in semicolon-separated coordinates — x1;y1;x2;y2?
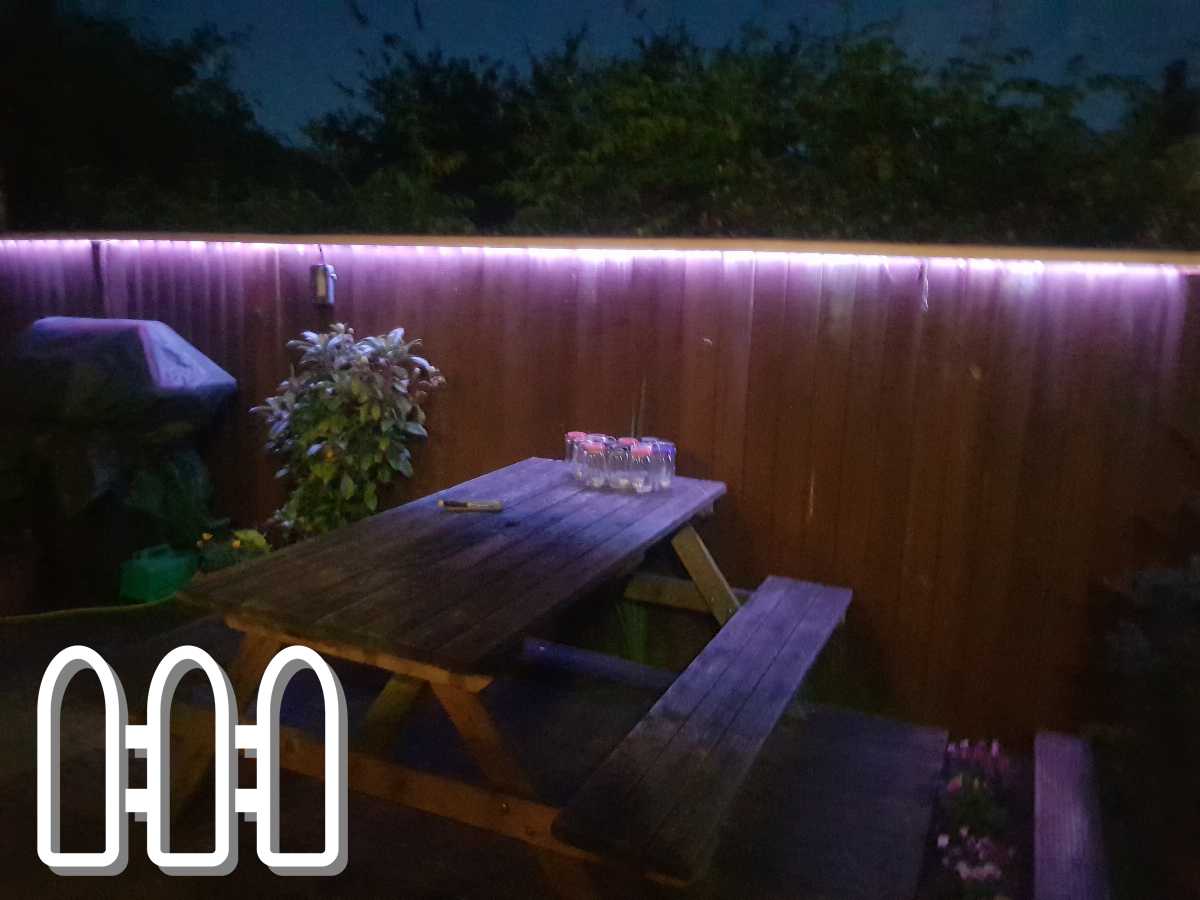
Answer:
430;682;535;798
358;675;426;756
225;612;494;693
670;525;741;624
170;633;280;819
624;572;751;614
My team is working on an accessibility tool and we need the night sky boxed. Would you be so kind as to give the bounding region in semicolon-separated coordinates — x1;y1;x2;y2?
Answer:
81;0;1200;140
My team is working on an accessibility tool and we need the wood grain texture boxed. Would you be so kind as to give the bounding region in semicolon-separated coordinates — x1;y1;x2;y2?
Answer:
669;525;741;623
183;458;725;673
3;239;1196;738
553;577;852;882
1034;732;1110;900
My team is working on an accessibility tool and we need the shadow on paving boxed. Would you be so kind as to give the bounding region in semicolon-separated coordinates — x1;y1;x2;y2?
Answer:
0;614;945;899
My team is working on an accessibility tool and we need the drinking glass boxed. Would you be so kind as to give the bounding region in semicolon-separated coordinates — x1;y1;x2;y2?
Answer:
581;441;608;489
565;431;586;464
606;443;632;491
651;440;676;490
629;443;654;494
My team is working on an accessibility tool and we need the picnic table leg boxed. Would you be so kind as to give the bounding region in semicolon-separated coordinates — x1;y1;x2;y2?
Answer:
170;633;281;819
429;683;601;900
358;674;426;756
429;682;534;797
671;524;741;624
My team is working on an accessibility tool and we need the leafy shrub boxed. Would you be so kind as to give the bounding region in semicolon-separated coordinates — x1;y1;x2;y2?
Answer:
1092;561;1200;898
124;448;214;549
254;323;445;538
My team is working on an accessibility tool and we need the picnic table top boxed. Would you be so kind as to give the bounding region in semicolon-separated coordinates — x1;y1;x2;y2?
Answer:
180;457;726;674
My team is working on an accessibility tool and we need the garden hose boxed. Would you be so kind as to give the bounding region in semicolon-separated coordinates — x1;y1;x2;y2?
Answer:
0;591;178;625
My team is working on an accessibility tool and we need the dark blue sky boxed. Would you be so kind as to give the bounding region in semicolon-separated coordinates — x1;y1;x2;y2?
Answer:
82;0;1199;140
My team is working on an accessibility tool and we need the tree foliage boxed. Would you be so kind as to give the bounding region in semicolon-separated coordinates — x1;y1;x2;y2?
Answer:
3;7;1199;248
0;5;330;230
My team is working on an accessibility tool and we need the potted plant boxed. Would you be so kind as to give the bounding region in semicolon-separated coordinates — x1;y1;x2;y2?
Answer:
254;323;445;539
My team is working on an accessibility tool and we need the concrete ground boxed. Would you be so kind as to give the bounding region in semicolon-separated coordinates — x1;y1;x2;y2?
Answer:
0;606;945;899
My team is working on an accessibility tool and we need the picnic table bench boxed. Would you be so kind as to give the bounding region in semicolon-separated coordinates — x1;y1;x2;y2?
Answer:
178;457;851;888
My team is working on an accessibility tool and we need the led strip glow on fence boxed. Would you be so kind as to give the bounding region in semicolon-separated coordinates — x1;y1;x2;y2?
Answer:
36;644;348;877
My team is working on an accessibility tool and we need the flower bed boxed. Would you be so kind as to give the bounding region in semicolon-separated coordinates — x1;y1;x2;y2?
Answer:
919;739;1031;900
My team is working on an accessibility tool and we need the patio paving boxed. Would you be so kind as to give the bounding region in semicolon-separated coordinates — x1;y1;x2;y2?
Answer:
0;610;945;899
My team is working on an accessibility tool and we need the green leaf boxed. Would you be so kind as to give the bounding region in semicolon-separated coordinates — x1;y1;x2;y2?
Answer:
404;421;428;439
397;456;414;478
340;473;356;498
364;483;378;512
386;442;408;471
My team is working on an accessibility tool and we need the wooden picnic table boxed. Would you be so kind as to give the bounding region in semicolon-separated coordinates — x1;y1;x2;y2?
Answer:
176;456;737;884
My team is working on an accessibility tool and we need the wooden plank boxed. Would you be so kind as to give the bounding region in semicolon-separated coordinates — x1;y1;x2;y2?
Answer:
211;463;587;639
857;257;926;716
1008;267;1094;734
832;259;907;591
669;525;741;623
393;483;660;650
327;474;621;641
925;260;994;726
224;612;494;691
767;257;824;577
895;260;958;717
434;476;726;667
692;253;757;582
553;577;852;882
1034;732;1110;900
183;457;561;608
802;258;859;583
738;255;790;583
622;573;750;614
314;476;603;638
636;252;687;447
959;264;1045;735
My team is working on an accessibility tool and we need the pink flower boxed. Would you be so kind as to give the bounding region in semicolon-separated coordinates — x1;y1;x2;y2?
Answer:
937;834;950;849
947;774;964;794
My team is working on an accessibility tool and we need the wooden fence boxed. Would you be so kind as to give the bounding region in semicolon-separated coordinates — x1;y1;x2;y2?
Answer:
2;235;1197;739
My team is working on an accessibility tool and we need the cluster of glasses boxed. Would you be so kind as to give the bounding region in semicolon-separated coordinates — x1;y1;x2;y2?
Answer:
564;432;677;494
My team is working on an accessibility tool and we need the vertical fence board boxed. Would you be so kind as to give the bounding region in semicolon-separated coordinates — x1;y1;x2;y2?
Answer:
767;258;823;578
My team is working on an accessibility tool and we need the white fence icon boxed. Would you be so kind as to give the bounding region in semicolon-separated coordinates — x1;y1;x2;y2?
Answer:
37;644;348;877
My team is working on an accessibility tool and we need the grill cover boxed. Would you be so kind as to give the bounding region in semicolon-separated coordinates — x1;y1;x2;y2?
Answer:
3;316;236;428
